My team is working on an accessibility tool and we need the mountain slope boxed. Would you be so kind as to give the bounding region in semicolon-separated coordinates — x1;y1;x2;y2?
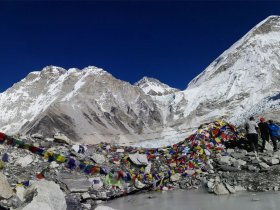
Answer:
0;66;165;143
135;77;179;96
1;16;280;145
178;15;280;128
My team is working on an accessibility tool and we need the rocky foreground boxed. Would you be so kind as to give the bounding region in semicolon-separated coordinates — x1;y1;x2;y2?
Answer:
0;121;280;210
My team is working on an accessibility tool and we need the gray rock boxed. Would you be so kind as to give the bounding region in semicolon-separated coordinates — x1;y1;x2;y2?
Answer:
271;158;279;165
170;173;181;182
226;149;235;154
59;173;91;193
82;203;91;210
273;150;280;157
40;141;51;148
22;180;66;210
214;183;229;195
225;183;236;193
207;181;214;189
16;186;25;202
248;165;257;171
234;185;246;191
53;133;72;144
97;192;107;199
247;152;256;157
65;195;82;210
265;142;274;151
219;156;232;165
259;162;270;169
129;153;149;165
81;192;91;200
0;173;14;199
91;153;106;164
15;155;34;167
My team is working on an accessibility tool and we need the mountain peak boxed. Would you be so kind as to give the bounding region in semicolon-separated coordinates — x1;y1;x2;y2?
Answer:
187;15;280;89
41;65;66;75
252;15;280;36
82;66;109;76
135;76;179;96
136;76;162;85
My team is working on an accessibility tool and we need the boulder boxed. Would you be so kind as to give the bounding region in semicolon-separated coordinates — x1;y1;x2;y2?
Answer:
213;183;229;195
170;173;181;182
259;162;270;169
91;153;106;164
232;159;246;169
207;180;214;189
273;150;280;157
234;185;246;192
53;133;72;145
231;152;246;159
219;156;236;165
22;180;66;210
15;155;34;167
65;195;82;210
226;149;235;154
0;173;14;199
59;173;91;193
271;158;279;165
16;186;25;202
248;165;258;171
81;192;91;200
129;153;149;165
265;142;274;151
225;183;236;193
82;203;91;209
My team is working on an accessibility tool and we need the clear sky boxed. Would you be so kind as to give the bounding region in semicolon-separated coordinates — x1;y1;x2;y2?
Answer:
0;1;280;92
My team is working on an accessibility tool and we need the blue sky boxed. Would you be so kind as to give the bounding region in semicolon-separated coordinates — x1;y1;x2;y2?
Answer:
0;1;280;92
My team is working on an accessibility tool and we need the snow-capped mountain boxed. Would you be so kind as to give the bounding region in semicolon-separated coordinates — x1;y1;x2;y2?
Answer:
177;15;280;128
0;66;165;143
135;77;179;96
1;15;280;145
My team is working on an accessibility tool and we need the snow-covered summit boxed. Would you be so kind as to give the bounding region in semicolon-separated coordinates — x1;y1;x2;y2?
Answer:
1;16;280;145
135;76;179;96
180;15;280;127
188;15;280;89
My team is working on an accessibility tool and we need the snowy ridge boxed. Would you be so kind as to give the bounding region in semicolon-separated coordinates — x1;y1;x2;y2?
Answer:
135;77;179;96
178;15;280;128
1;16;280;145
0;66;113;133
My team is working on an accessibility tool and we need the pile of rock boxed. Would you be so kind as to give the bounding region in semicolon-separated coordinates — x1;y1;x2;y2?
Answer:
205;147;280;194
0;120;280;209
